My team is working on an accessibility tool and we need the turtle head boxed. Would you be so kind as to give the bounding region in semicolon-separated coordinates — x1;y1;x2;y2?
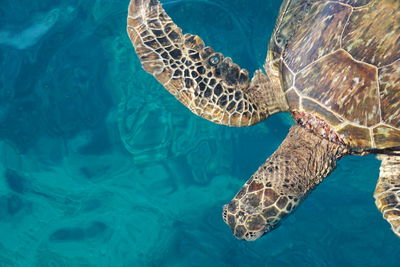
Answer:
222;177;297;241
222;203;270;241
222;126;346;241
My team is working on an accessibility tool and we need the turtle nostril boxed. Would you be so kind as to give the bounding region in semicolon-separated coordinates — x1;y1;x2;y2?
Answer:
244;231;264;241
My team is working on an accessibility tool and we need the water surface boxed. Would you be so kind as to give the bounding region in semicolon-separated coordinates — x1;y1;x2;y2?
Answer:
0;0;399;266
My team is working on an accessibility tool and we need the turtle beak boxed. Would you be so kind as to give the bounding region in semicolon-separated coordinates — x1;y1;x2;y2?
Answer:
222;204;268;241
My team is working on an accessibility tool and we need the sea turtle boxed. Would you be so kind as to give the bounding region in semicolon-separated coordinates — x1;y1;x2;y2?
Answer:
127;0;400;241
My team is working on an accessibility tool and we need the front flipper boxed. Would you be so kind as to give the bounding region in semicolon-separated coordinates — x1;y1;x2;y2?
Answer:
374;155;400;237
127;0;288;126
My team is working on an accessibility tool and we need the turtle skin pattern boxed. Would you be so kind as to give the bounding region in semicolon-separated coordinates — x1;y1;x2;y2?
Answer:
127;0;288;127
375;155;400;237
126;0;400;241
269;0;400;150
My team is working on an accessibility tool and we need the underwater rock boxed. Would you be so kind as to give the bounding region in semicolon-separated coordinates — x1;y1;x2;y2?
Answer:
40;36;112;139
49;221;108;242
0;96;43;153
49;227;85;242
4;168;29;194
84;221;108;238
0;194;29;220
6;194;24;215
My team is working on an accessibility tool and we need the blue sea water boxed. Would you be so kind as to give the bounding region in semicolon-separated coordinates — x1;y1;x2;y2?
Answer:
0;0;399;266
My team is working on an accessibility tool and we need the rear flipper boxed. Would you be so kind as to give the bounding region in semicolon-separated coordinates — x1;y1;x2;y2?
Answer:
126;0;288;126
374;155;400;237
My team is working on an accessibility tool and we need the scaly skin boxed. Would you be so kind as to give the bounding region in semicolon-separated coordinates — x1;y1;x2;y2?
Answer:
374;155;400;237
126;0;288;127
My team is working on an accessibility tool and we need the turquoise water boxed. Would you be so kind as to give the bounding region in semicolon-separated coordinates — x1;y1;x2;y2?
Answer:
0;0;399;266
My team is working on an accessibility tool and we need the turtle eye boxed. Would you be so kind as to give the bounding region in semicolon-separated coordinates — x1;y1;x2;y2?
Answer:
209;55;220;66
276;36;284;47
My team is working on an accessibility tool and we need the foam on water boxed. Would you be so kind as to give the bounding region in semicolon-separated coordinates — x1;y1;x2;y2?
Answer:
0;0;399;266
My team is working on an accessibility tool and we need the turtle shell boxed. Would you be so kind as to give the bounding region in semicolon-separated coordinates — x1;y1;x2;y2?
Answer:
267;0;400;150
